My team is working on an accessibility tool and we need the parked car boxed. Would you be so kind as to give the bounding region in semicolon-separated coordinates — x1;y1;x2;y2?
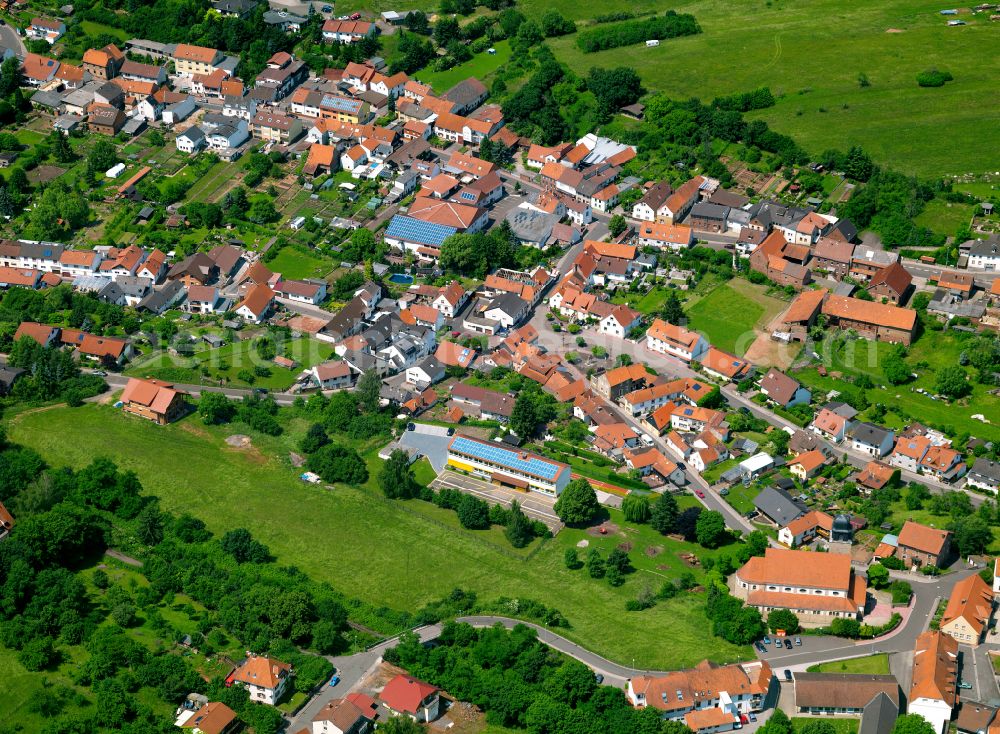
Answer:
595;673;604;684
740;715;749;725
350;11;361;19
406;422;415;431
328;675;340;687
784;639;792;649
719;488;729;496
959;680;973;689
795;637;802;646
762;636;771;645
749;713;757;723
695;489;705;498
783;670;792;682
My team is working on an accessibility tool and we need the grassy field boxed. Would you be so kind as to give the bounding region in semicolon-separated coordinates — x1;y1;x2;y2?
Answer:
686;280;787;355
6;403;752;670
806;653;890;675
793;330;1000;442
544;0;1000;178
416;40;512;94
80;20;129;41
266;246;335;281
126;336;335;389
913;198;975;236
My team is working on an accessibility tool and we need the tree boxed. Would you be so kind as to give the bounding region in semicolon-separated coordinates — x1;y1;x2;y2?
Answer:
661;292;685;325
767;609;799;635
892;715;937;734
48;130;74;163
307;444;369;484
622;495;650;523
504;501;534;548
379;450;418;499
378;718;423;734
199;392;236;425
867;562;890;589
26;184;90;240
220;528;271;564
650;492;679;534
564;548;580;569
87;138;118;174
299;422;330;454
935;365;971;399
675;506;703;541
952;515;993;557
136;503;164;546
608;214;627;237
587;66;644;115
540;9;575;37
883;349;911;385
831;617;861;638
509;395;538;438
457;494;490;529
696;510;728;548
18;637;58;671
553;478;600;525
745;530;768;557
587;549;606;578
356;369;381;414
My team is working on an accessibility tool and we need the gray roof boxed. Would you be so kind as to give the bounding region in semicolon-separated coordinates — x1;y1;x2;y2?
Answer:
795;673;900;712
849;422;893;447
825;401;858;420
485;292;529;318
137;281;185;313
970;458;1000;485
180;126;206;143
690;201;730;221
967;235;1000;258
505;207;555;245
753;486;808;526
928;289;987;318
442;77;487;110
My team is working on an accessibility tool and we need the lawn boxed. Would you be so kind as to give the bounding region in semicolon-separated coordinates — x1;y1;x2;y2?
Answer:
266;246;335;281
416;40;512;94
544;0;1000;178
792;718;859;734
80;20;129;41
913;198;975;237
806;653;890;675
126;335;335;390
686;280;787;355
792;330;1000;442
6;403;752;670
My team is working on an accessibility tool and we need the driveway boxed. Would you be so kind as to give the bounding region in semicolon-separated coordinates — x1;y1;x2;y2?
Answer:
0;24;25;58
397;424;452;471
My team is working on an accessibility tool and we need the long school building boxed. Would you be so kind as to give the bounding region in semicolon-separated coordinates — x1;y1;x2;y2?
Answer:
446;435;571;496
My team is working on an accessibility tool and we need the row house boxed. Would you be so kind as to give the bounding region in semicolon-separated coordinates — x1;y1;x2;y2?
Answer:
119;60;168;85
322;19;377;43
637;221;695;250
251;111;303;143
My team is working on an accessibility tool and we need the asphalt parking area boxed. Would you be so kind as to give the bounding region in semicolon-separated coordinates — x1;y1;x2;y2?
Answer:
430;470;565;534
397;426;452;471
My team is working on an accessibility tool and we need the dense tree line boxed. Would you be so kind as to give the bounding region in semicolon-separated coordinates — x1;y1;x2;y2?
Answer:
385;621;692;733
440;222;521;278
576;10;701;53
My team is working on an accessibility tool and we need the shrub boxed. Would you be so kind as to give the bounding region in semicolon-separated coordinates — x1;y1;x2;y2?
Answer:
916;68;953;87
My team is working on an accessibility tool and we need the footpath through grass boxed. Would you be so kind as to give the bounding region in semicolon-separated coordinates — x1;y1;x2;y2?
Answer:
7;403;751;670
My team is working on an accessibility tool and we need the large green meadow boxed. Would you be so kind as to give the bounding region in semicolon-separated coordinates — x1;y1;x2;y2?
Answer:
544;0;1000;178
7;403;751;670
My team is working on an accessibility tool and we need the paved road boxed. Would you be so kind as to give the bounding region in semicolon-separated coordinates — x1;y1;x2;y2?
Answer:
0;23;25;59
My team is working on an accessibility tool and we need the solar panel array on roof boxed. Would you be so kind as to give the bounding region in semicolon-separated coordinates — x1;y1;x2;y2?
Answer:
321;95;361;113
385;214;456;247
451;436;561;481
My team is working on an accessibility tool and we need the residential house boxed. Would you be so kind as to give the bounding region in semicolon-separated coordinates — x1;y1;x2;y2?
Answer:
380;674;440;723
594;363;649;401
849;422;895;458
787;450;831;482
322;20;377;43
637;221;695;250
251;111;303;143
276;279;327;305
172;44;225;76
967;236;1000;271
792;673;900;717
732;547;867;626
699;347;750;382
855;460;897;493
812;237;855;279
939;574;993;646
759;368;810;408
778;509;834;548
89;105;127;136
408;196;488;233
626;660;772;721
82;44;124;80
753;486;807;527
749;230;812;288
120;60;167;85
27;17;65;44
184;285;223;314
168;253;218;286
868;261;912;305
646;319;709;362
809;402;857;443
908;631;958;734
890;435;933;473
175;702;239;734
481;292;530;329
897;521;952;569
598;304;642;338
670;405;725;434
232;655;292;706
21;53;60;86
235;284;275;324
431;281;468;318
311;697;371;734
658;176;706;223
442;77;488;115
311;361;353;390
631;180;674;222
967;458;1000;494
450;383;514;422
120;378;187;425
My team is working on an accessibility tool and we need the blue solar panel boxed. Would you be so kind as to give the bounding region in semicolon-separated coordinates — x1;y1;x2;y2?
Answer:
682;408;693;416
321;95;361;113
451;436;561;481
385;214;456;248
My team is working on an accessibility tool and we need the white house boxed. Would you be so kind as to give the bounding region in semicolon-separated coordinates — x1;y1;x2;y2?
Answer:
232;655;292;706
967;237;1000;271
598;305;642;339
908;631;957;734
645;319;708;362
849;423;895;458
176;126;207;153
967;458;1000;494
311;361;353;390
431;282;468;319
235;284;275;324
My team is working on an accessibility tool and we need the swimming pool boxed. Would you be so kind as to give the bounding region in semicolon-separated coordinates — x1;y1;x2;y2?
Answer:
388;273;414;284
